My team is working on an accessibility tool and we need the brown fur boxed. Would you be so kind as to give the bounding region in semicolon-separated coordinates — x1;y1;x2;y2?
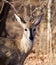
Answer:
0;37;22;65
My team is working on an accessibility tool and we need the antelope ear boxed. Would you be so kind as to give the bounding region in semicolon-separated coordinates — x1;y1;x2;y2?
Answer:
34;14;43;26
14;14;26;28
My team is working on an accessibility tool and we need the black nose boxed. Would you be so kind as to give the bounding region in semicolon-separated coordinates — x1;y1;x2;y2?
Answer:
29;37;34;41
29;27;34;41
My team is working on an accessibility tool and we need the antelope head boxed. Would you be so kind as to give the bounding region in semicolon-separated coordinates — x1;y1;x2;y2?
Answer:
14;14;43;53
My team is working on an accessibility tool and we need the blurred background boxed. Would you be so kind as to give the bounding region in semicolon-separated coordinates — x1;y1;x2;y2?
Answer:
0;0;56;65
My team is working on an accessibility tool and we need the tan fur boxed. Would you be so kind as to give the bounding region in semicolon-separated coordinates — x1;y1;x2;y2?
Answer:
0;37;23;65
0;13;42;65
26;22;33;28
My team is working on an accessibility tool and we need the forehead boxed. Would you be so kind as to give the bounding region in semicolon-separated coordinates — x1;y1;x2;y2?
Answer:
26;22;33;28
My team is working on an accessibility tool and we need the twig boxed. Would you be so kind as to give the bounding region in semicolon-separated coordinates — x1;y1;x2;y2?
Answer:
31;0;48;15
47;0;53;65
0;1;4;14
3;0;19;15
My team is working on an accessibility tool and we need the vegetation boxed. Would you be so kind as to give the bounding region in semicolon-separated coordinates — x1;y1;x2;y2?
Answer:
0;0;56;65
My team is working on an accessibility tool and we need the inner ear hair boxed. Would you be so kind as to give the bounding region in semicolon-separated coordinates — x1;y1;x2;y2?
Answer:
34;13;43;26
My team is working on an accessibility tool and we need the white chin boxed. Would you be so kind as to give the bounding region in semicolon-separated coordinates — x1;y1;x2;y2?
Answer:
20;39;33;53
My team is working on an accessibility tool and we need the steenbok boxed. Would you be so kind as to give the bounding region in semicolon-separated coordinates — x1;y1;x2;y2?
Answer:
0;13;43;65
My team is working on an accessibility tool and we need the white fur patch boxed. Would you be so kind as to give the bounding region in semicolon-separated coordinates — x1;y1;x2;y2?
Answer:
14;14;26;28
20;36;33;53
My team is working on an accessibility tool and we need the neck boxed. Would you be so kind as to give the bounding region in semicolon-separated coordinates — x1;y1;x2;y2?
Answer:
20;34;33;53
22;33;29;40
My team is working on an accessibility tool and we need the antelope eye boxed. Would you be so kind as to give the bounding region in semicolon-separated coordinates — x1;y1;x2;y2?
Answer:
25;29;27;31
33;28;36;31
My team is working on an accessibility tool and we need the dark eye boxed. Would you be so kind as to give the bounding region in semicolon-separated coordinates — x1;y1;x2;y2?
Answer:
25;29;27;31
33;28;36;31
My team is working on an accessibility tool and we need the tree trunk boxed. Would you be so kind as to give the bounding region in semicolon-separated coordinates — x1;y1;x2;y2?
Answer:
0;0;11;37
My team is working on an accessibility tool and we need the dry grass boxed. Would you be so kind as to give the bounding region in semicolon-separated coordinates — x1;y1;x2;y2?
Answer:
0;0;56;65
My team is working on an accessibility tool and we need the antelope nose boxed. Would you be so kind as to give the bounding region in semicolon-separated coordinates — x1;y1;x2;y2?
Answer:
29;36;34;41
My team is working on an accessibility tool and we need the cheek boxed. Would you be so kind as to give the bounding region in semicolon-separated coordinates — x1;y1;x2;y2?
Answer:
33;31;36;36
27;30;30;37
24;31;30;37
24;31;27;36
